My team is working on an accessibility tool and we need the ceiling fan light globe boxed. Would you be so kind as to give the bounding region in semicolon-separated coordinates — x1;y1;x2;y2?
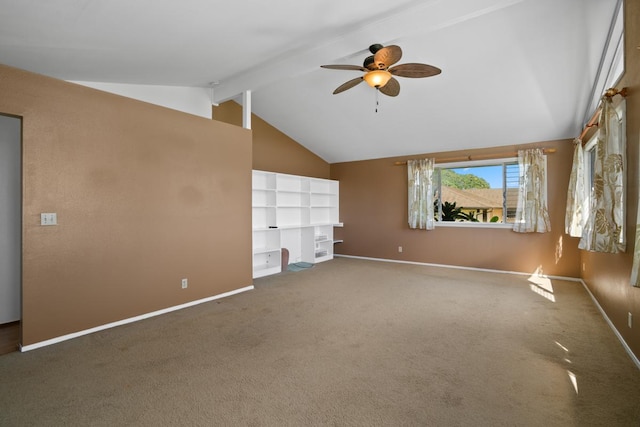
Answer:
364;70;392;88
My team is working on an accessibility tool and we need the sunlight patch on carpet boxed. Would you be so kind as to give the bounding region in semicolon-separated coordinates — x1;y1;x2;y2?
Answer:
567;370;579;394
528;270;555;302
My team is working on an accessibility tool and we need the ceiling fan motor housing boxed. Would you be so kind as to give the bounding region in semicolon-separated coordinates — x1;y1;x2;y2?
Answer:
363;56;376;70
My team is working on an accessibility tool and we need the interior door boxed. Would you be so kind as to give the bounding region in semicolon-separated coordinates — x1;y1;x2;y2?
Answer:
0;114;21;324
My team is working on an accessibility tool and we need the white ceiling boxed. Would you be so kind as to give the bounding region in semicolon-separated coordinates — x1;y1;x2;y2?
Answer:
0;0;619;163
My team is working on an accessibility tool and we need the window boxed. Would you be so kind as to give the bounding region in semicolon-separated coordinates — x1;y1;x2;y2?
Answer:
433;159;519;226
584;131;599;197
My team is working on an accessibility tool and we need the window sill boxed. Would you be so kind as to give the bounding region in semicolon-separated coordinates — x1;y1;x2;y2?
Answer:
435;222;513;229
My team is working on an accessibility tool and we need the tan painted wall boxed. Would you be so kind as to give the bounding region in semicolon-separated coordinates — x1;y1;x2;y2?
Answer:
0;65;253;346
214;101;330;178
581;0;640;358
331;139;581;277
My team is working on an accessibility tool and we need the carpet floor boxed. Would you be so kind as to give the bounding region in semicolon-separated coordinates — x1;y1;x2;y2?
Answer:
1;257;639;426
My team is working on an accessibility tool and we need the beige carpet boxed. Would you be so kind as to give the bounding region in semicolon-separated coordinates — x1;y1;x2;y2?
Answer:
1;257;639;426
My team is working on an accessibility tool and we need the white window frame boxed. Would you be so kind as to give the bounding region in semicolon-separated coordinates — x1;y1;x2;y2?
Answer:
434;157;518;229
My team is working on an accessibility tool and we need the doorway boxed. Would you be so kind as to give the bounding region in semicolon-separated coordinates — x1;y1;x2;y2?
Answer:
0;114;21;353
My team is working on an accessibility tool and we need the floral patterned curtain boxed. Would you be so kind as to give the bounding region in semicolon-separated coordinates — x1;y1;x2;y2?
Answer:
565;139;587;237
513;148;551;233
579;97;626;253
408;158;435;230
631;133;640;287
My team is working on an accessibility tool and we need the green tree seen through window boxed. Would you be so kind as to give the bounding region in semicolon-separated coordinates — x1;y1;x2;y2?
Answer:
440;169;490;189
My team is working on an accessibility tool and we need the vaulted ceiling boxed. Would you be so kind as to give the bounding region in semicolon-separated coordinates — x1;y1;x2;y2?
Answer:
0;0;619;163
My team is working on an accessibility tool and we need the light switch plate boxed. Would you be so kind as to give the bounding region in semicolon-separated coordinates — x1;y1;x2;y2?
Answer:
41;213;57;226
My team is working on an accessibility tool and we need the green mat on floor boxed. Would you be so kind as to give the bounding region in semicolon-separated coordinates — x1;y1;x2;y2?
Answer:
287;262;314;272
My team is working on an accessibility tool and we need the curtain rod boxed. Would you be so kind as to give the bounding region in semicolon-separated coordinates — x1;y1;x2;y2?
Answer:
577;87;627;142
395;86;626;166
394;148;556;166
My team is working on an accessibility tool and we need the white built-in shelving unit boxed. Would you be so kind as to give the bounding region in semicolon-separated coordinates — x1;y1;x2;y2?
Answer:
252;170;340;278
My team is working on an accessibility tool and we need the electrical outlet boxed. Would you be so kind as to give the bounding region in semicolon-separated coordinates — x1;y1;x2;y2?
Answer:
628;312;633;328
398;246;403;253
181;278;188;289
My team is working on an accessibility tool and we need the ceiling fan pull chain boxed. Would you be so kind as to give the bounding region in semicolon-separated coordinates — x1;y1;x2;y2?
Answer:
375;88;380;113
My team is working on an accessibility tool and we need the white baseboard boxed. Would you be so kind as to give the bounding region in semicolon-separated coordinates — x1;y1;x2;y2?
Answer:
20;285;254;352
578;279;640;370
334;254;582;282
335;254;640;370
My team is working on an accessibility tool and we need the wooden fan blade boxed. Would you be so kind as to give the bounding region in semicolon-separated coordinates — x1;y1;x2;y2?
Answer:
333;77;364;94
321;64;368;72
379;77;400;97
389;63;442;78
374;45;402;69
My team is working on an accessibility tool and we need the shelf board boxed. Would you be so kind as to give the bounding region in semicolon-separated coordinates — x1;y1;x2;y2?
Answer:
254;224;334;231
253;261;281;270
314;254;332;263
253;247;281;255
253;265;281;278
277;189;308;194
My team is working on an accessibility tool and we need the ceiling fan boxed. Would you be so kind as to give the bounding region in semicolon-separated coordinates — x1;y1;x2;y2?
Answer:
321;44;441;97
